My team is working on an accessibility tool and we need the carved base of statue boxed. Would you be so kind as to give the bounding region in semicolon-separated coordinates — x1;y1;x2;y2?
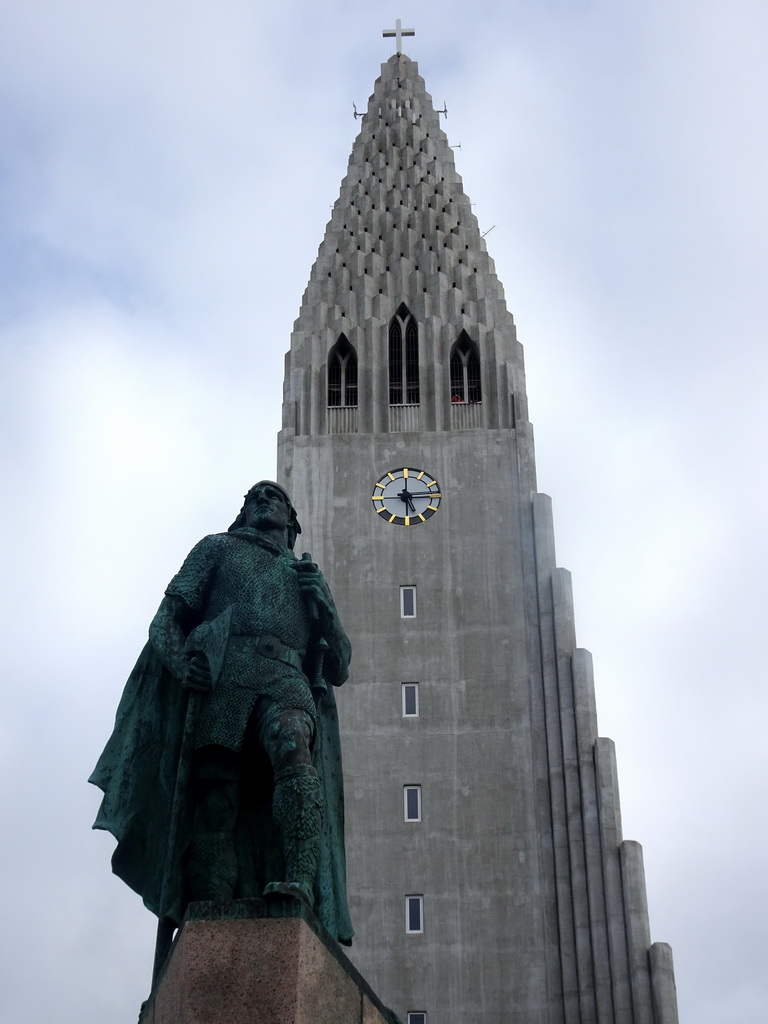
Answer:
140;898;399;1024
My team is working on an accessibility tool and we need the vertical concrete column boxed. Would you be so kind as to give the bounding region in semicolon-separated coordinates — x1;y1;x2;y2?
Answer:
299;361;311;439
488;327;505;430
572;648;597;745
532;496;579;1023
433;321;448;432
552;569;597;1023
316;334;328;437
358;322;371;434
308;336;321;438
373;321;387;435
489;341;504;430
521;486;562;1013
594;738;634;1023
572;650;613;1024
620;840;654;1024
514;421;538;497
649;943;679;1024
421;317;436;433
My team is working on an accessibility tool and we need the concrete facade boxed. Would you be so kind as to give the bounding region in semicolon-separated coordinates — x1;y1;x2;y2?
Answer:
277;53;679;1024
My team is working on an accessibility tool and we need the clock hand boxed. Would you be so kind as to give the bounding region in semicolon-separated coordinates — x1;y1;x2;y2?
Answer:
397;486;417;513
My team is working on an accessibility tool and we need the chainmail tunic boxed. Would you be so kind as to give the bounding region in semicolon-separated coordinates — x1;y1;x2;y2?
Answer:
166;530;316;751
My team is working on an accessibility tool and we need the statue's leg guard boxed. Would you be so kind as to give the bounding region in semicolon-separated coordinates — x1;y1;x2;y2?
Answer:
187;829;238;901
263;764;323;907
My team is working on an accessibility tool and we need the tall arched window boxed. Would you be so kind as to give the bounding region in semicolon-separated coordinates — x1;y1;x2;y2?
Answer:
450;332;481;404
389;306;419;405
327;334;358;407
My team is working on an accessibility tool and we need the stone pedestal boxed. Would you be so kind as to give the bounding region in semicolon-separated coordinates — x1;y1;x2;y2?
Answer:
140;898;398;1024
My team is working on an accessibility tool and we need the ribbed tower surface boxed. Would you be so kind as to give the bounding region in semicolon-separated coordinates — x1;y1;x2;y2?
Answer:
295;53;516;376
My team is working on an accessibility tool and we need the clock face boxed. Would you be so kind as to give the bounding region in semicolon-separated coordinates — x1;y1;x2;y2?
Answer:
371;467;442;526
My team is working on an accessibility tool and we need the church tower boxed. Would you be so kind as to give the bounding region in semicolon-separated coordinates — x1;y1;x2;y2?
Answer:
278;46;678;1024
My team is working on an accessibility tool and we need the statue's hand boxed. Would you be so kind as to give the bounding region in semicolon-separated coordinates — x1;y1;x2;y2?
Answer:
295;553;351;685
294;557;335;626
184;651;213;692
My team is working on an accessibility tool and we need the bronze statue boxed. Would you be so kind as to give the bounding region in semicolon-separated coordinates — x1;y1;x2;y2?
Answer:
89;482;353;970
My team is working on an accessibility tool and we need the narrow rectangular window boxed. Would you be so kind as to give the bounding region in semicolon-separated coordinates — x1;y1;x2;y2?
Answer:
408;1015;427;1024
467;352;481;403
328;356;342;406
389;323;403;405
402;683;419;717
404;785;421;821
345;354;358;406
400;585;416;618
406;895;423;933
405;319;420;403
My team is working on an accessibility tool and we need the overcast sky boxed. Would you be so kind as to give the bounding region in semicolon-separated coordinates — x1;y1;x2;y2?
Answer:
1;2;766;1021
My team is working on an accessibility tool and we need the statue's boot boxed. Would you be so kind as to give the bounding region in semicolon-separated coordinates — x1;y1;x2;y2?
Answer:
187;830;238;901
263;764;323;908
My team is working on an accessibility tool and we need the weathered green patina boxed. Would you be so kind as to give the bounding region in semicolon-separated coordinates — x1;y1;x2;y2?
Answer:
89;482;353;956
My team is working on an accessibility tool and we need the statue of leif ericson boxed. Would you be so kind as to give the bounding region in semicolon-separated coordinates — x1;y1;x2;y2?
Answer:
89;481;353;974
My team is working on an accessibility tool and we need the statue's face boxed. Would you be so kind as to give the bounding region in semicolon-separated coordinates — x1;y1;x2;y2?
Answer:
242;482;292;534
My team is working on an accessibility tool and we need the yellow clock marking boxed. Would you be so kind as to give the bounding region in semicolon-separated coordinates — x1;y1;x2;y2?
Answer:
403;468;409;478
428;481;438;489
404;516;410;526
387;472;395;481
388;514;396;523
427;505;438;512
417;470;425;480
372;495;385;502
375;482;386;490
418;513;426;522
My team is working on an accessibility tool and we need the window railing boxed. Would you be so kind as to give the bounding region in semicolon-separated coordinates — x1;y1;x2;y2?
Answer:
327;406;358;433
389;405;421;432
450;402;482;429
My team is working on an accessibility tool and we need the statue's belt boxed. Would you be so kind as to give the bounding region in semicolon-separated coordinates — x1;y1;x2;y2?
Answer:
229;634;305;673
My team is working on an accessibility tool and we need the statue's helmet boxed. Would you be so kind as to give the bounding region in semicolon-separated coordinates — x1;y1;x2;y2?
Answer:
228;481;302;549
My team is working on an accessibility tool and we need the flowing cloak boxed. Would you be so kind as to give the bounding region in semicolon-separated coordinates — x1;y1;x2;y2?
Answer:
88;532;354;946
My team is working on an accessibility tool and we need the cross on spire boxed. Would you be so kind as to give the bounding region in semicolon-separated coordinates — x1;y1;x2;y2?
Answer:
383;18;415;54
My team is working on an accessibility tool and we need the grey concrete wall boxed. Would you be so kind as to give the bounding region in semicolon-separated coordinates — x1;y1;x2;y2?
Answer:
285;428;554;1021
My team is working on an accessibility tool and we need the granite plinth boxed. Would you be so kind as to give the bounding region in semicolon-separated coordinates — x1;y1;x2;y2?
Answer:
140;898;398;1024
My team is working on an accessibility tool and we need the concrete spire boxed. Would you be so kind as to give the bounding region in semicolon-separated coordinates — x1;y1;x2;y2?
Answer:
286;54;526;444
298;54;506;336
